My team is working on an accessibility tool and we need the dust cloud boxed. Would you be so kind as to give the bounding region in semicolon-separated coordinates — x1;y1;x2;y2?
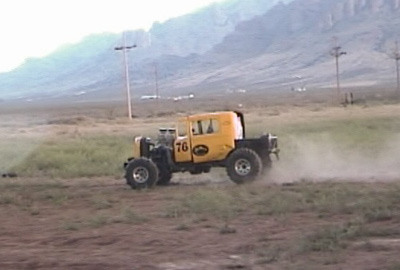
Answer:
267;134;400;183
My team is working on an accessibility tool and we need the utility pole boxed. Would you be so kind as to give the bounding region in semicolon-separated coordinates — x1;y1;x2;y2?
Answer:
391;41;400;98
115;32;137;120
330;38;347;104
154;62;160;110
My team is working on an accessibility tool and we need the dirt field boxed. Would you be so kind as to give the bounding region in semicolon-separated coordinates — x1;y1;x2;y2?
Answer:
1;178;400;270
1;88;400;269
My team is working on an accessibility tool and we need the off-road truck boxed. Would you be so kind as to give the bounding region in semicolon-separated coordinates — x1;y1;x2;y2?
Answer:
123;111;279;189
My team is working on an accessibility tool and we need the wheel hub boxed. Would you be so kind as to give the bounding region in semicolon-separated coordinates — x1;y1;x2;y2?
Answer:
234;159;251;176
132;166;149;183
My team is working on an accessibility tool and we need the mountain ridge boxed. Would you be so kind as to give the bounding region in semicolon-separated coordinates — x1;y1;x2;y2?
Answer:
1;0;399;100
0;0;290;99
161;0;400;94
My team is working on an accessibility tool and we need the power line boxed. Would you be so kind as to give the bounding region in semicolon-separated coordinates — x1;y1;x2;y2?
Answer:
114;32;137;120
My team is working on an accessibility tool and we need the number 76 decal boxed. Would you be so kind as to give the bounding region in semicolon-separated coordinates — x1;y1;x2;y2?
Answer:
176;142;189;152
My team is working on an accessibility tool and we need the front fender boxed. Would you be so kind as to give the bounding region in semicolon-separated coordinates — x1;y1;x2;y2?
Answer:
123;157;135;169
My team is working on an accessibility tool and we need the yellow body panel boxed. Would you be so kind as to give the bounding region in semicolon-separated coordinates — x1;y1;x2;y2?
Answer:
174;112;238;163
174;118;193;162
174;136;192;162
132;137;142;158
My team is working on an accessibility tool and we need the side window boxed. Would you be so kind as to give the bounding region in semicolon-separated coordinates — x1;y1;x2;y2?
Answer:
191;120;203;135
192;119;219;135
202;119;219;134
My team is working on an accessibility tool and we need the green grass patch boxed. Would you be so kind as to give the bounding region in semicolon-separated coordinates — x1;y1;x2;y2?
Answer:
388;262;400;270
3;111;400;179
0;193;20;206
255;189;306;216
0;137;43;174
165;188;243;224
10;135;132;178
164;182;400;242
298;219;365;252
251;115;400;157
90;197;114;210
112;208;148;224
61;208;149;231
305;221;400;252
0;180;84;209
62;221;82;231
165;182;400;222
87;214;109;228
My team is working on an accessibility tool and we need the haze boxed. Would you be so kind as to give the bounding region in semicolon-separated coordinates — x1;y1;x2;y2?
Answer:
0;0;225;73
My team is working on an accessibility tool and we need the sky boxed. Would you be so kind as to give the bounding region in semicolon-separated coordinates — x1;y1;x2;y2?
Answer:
0;0;225;73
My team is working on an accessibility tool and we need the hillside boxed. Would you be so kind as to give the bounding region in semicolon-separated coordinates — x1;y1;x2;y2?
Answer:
0;0;400;100
0;0;290;100
164;0;400;94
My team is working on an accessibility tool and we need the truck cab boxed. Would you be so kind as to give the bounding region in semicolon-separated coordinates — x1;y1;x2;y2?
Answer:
174;111;243;163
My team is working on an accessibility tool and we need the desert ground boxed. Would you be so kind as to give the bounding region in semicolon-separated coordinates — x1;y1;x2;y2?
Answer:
1;86;400;269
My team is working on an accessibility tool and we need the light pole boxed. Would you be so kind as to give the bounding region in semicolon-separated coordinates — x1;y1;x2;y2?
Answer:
115;32;137;120
330;43;347;104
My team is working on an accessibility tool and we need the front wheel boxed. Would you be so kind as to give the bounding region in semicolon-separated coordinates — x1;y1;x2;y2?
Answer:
226;148;262;184
125;158;159;189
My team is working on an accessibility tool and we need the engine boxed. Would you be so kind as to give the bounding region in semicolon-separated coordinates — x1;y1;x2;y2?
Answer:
157;128;176;148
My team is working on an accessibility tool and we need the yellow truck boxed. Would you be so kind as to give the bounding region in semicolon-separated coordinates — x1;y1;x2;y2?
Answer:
123;111;279;189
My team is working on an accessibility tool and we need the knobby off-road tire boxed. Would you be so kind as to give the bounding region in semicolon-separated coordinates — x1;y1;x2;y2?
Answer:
125;158;159;189
226;148;263;184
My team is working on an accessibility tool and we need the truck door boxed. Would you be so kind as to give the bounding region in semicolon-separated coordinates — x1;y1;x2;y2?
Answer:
173;119;192;163
190;118;229;163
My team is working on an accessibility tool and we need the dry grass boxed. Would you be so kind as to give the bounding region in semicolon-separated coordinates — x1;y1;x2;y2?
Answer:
1;99;399;179
0;176;400;269
1;87;400;269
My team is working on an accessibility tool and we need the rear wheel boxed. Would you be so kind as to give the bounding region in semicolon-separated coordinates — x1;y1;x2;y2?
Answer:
125;158;159;189
226;148;262;184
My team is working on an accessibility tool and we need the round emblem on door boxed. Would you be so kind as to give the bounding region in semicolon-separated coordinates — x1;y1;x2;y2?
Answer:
193;145;209;156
